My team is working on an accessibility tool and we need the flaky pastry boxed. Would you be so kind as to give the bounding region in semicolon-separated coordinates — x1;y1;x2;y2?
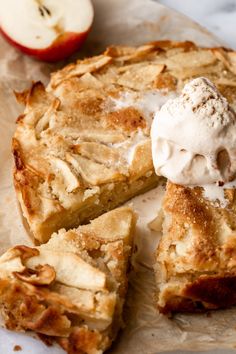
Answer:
13;40;236;243
0;207;135;353
155;182;236;314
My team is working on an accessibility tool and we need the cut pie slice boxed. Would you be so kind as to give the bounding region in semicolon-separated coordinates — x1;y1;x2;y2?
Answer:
13;40;236;243
155;182;236;314
0;207;136;353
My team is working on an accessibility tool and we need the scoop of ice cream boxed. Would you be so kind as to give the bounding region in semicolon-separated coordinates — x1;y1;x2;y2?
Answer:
151;77;236;186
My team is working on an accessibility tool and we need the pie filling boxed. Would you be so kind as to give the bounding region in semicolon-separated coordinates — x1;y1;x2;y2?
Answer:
0;207;135;353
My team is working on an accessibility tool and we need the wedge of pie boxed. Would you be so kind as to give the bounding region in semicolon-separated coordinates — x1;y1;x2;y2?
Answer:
155;182;236;314
13;40;236;243
0;207;135;353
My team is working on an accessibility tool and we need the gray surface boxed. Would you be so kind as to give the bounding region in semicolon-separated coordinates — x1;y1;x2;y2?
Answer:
156;0;236;48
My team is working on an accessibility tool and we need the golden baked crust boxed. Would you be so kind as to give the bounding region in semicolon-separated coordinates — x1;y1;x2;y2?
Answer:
0;207;135;353
13;40;236;243
155;182;236;314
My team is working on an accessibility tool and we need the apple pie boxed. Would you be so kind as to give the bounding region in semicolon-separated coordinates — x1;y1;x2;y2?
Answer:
155;182;236;314
0;207;135;353
13;40;236;243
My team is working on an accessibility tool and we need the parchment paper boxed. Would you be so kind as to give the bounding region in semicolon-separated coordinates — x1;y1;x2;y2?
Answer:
0;0;235;353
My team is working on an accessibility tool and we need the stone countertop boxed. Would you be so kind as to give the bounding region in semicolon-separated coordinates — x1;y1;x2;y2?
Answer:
156;0;236;49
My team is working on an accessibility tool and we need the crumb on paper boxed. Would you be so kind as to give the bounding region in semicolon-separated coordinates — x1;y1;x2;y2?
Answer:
147;209;164;232
13;345;22;352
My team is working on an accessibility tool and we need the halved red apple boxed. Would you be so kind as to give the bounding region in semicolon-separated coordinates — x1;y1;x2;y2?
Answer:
0;0;94;62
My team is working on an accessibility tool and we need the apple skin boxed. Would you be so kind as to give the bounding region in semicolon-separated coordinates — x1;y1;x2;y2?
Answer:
0;28;91;62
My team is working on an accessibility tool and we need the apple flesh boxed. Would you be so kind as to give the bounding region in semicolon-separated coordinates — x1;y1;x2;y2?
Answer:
0;0;94;62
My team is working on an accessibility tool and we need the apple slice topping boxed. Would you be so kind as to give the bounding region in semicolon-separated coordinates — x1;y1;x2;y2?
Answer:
26;249;106;291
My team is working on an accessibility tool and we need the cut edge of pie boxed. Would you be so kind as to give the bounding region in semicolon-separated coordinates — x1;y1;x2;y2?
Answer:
154;182;236;314
0;206;136;353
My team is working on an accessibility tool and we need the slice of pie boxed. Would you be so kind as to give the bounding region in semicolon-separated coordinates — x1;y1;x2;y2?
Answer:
155;182;236;314
0;207;135;353
13;40;236;243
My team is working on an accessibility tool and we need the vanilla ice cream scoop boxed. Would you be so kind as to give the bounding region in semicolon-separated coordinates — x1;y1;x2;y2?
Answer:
151;77;236;186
